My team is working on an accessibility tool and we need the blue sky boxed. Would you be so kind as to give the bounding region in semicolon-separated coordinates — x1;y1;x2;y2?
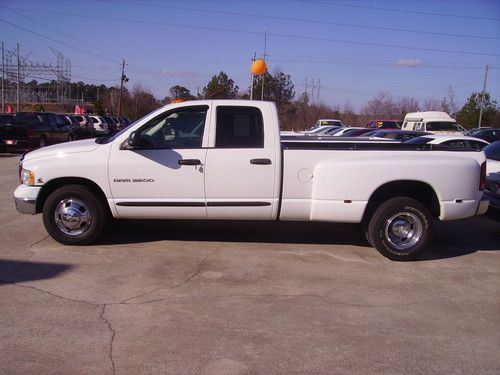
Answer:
1;0;499;110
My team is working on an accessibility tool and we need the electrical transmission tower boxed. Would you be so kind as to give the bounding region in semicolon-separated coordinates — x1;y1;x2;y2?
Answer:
1;42;71;109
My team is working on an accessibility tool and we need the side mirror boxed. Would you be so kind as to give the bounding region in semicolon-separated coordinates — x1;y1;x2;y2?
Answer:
127;131;142;148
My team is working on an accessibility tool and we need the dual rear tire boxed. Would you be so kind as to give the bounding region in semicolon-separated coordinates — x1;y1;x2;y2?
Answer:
366;197;432;261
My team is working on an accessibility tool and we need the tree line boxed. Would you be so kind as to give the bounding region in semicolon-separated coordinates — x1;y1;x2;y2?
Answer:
17;71;499;129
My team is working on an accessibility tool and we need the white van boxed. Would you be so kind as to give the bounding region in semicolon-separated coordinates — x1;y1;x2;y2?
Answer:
402;111;464;134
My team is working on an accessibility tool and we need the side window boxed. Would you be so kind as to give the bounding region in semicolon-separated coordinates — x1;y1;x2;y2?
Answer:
137;106;207;149
441;140;467;149
216;106;264;148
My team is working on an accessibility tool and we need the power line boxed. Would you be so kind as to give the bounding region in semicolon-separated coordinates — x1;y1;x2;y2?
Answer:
0;18;119;62
2;6;123;60
2;8;498;57
91;0;499;40
270;53;494;69
294;0;500;22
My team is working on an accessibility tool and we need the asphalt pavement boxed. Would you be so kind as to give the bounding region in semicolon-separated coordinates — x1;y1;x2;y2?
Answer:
0;153;499;375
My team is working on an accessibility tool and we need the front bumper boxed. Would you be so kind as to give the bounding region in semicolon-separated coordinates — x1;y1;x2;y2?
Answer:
13;185;41;215
14;197;37;214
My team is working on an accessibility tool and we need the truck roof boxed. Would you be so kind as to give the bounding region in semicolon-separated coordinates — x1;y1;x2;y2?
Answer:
404;111;454;122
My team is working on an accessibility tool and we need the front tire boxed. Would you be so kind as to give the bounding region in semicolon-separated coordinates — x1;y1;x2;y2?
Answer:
42;185;107;245
368;197;432;261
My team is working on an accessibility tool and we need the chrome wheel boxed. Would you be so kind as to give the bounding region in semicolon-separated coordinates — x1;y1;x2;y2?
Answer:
54;198;92;236
384;211;423;252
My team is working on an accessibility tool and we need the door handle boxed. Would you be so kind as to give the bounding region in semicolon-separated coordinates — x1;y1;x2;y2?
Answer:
178;159;201;166
250;158;272;165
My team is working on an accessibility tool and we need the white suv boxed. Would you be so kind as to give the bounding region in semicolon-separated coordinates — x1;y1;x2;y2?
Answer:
89;116;109;134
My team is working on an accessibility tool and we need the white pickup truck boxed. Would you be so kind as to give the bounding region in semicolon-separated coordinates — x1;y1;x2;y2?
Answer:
14;100;489;260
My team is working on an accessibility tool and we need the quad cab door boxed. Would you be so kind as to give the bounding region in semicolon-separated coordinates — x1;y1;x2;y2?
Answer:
109;105;210;219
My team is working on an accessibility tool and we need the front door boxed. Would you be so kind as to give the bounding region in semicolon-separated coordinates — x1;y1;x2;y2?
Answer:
109;105;210;219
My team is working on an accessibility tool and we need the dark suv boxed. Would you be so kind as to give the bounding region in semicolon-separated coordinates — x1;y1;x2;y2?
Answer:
0;112;74;152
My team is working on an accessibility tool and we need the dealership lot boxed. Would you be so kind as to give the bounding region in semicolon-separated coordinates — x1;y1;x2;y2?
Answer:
0;154;499;374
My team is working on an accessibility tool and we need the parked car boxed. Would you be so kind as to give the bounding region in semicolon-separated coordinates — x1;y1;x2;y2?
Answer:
120;116;131;126
366;120;402;129
472;128;500;143
334;127;374;137
483;141;500;219
104;116;117;134
72;115;96;137
402;111;464;134
365;130;430;142
303;119;343;135
404;134;489;150
0;112;73;152
484;173;500;220
0;113;13;125
64;115;84;139
483;141;500;175
89;115;109;135
463;127;492;136
116;117;129;130
304;125;342;136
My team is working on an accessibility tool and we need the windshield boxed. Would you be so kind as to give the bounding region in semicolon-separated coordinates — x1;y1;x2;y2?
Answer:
483;141;500;161
426;122;458;131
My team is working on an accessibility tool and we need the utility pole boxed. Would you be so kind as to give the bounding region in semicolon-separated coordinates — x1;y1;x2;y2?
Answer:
16;43;20;112
118;58;128;116
478;64;489;128
250;52;256;100
261;28;268;101
1;41;4;113
317;79;321;102
310;78;317;102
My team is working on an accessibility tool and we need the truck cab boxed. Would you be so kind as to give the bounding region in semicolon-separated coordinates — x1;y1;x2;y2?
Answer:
402;111;464;134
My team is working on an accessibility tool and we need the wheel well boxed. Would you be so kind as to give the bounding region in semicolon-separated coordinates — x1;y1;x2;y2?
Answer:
362;180;440;224
36;177;109;214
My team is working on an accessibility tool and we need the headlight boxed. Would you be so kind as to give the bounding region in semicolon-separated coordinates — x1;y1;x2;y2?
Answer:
21;168;35;186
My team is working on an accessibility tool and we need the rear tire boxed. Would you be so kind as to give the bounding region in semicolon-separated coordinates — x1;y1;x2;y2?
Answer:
368;197;432;261
42;185;107;245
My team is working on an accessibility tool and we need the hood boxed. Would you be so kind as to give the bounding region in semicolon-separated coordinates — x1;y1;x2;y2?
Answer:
23;138;101;161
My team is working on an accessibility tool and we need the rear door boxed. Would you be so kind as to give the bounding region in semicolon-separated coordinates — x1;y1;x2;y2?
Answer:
204;105;278;219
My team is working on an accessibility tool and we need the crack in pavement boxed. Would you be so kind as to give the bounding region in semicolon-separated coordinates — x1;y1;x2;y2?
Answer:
1;282;117;375
100;305;116;375
28;234;50;250
120;244;221;304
